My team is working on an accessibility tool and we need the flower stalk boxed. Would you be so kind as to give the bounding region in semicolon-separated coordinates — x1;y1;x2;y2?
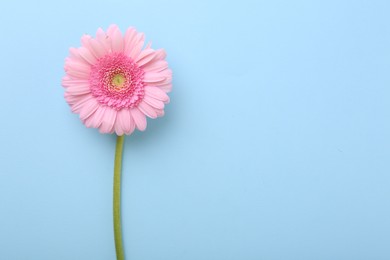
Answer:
114;135;125;260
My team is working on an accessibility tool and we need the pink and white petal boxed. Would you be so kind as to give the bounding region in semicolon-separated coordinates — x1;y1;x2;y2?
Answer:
158;83;173;92
143;72;167;83
96;28;111;52
142;60;168;72
135;49;156;67
131;108;147;131
62;78;89;88
65;59;91;74
114;121;124;136
111;29;124;53
143;95;165;109
124;27;137;56
64;92;89;105
85;106;106;128
154;49;166;60
145;41;152;50
116;109;135;135
78;46;97;65
79;98;99;120
68;48;90;66
89;38;107;58
106;24;119;38
66;84;91;95
69;47;81;59
70;95;95;114
99;107;117;134
138;101;158;119
81;35;94;52
129;32;145;59
144;86;170;102
155;109;164;117
66;70;90;80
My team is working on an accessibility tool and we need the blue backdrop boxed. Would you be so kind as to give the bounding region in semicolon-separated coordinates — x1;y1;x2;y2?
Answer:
0;0;389;259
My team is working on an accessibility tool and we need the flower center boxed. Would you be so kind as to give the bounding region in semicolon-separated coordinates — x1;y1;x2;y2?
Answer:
89;53;145;110
111;74;126;89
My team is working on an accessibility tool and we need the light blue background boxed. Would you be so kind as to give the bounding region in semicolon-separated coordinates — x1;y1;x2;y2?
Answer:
0;0;389;259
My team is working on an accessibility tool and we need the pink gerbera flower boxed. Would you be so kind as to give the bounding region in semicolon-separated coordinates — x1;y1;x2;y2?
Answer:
62;24;172;135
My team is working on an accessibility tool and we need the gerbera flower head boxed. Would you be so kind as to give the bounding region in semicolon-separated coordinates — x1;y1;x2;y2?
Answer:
62;25;172;135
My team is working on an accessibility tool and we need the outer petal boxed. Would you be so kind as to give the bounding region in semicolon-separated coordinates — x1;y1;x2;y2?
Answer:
115;109;135;135
85;106;106;128
143;95;165;109
135;49;156;67
65;85;91;95
138;101;157;119
78;46;97;65
158;83;172;92
62;78;89;88
142;60;168;72
128;32;145;59
131;108;147;131
89;38;108;58
111;29;124;53
156;109;164;117
99;107;117;134
143;73;167;83
154;49;166;60
144;86;170;102
96;27;111;52
70;95;95;114
80;98;99;120
65;59;91;75
64;92;89;105
124;27;137;56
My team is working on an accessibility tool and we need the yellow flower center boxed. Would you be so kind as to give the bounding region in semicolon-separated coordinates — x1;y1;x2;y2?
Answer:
112;74;126;88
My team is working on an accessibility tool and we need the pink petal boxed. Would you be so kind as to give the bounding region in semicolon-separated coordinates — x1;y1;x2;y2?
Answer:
131;108;147;131
116;109;135;135
99;107;117;134
65;59;91;74
66;84;91;95
66;69;90;80
68;48;90;66
143;95;165;109
136;49;156;67
85;106;106;128
70;95;94;114
114;121;124;136
129;32;145;59
159;83;172;92
144;86;170;102
96;28;111;52
111;28;124;53
155;109;164;117
143;72;166;83
124;27;137;56
69;47;81;59
154;49;166;60
64;92;89;105
81;35;94;54
62;78;89;88
89;38;107;58
145;41;152;49
106;24;119;38
144;69;172;87
137;101;157;119
142;60;168;72
80;98;99;120
78;47;97;65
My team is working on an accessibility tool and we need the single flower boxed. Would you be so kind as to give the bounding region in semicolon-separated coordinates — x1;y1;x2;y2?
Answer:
62;24;172;135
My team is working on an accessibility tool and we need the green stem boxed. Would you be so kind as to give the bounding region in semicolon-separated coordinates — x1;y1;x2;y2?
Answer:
114;135;125;260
